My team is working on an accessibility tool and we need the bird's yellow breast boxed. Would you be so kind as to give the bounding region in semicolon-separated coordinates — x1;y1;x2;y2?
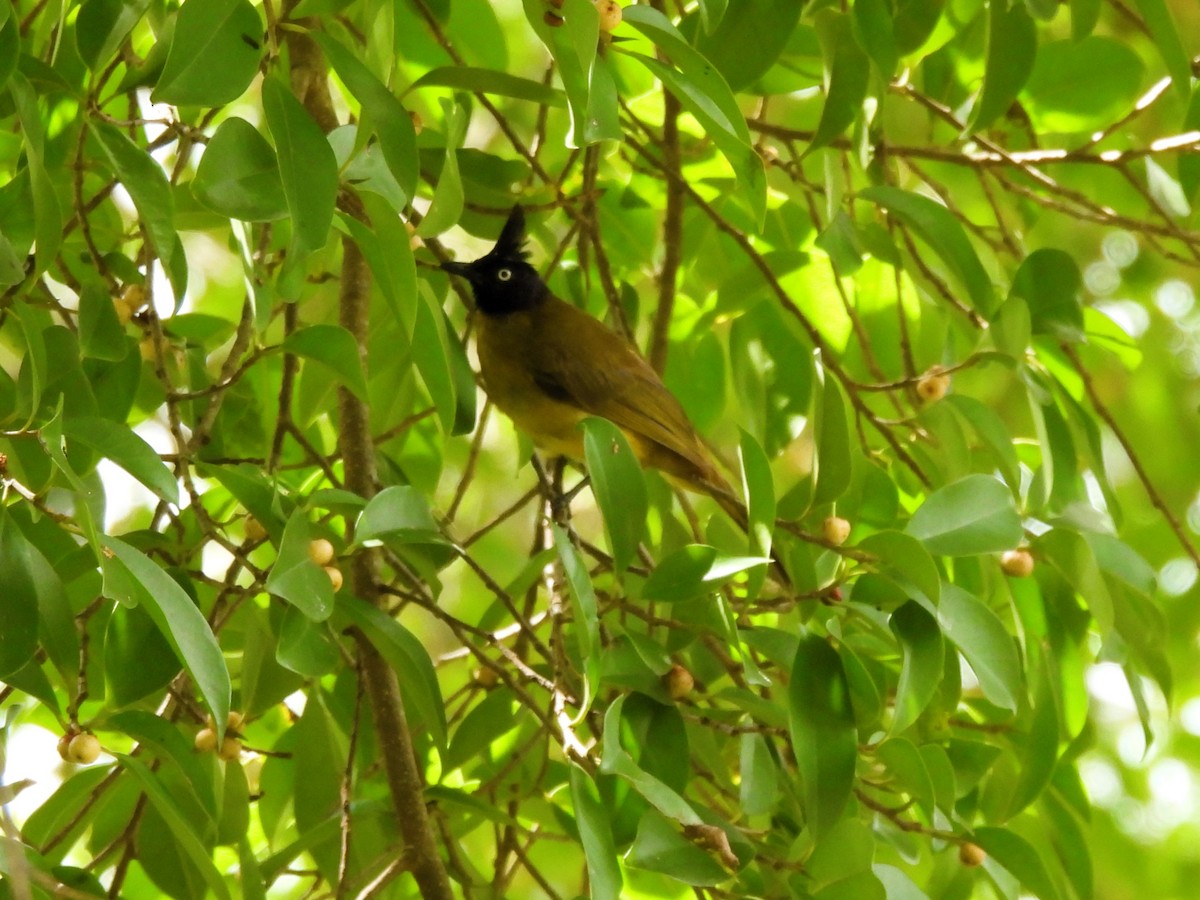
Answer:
475;310;588;459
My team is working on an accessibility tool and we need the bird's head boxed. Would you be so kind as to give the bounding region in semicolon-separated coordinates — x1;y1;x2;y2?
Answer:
441;205;546;315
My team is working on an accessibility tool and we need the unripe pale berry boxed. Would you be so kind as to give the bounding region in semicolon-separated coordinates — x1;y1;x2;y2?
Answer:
307;538;335;566
959;842;986;867
822;515;851;546
218;736;243;761
195;727;218;752
1000;548;1035;578
66;733;101;764
916;368;951;403
595;0;622;31
325;565;344;592
663;664;695;700
244;517;268;542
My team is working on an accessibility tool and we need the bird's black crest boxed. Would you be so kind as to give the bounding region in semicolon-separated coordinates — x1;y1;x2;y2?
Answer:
492;205;530;261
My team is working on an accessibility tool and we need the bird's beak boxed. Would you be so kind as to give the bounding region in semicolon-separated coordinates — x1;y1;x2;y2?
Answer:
440;260;474;279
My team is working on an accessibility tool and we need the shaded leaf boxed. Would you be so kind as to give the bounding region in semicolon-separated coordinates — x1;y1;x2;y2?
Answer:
262;76;338;257
264;511;335;621
153;0;261;106
193;117;287;221
282;324;369;403
788;634;856;838
581;416;648;573
64;417;178;504
102;538;230;734
907;474;1023;556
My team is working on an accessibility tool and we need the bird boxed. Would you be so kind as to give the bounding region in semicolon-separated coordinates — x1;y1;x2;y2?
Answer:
440;205;743;519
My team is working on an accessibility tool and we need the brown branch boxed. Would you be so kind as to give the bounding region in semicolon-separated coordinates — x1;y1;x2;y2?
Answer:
1061;343;1200;570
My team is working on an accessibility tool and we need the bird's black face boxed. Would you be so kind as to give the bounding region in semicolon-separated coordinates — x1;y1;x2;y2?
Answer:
442;206;547;316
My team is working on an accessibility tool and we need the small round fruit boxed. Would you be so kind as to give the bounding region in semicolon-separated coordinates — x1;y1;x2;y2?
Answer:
139;338;157;363
324;565;344;592
307;538;335;566
916;368;951;403
663;664;695;700
244;517;267;542
227;711;246;732
959;842;986;867
218;736;243;761
1000;548;1035;578
195;727;218;753
822;515;851;546
408;110;423;134
57;732;75;762
474;666;499;688
66;733;101;765
595;0;622;31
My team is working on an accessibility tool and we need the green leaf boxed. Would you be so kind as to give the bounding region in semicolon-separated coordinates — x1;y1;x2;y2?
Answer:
356;485;441;544
282;324;369;403
76;0;152;71
105;602;183;706
1070;0;1101;38
116;755;232;900
907;474;1023;556
807;817;875;887
262;76;338;256
740;732;779;817
860;186;995;315
264;511;335;621
63;417;178;504
693;0;803;91
12;75;62;280
1010;249;1084;340
938;583;1021;712
581;416;648;573
944;395;1021;492
1036;528;1113;633
410;66;567;107
852;0;897;80
626;810;730;886
808;11;870;153
109;710;218;818
788;634;856;838
876;738;936;816
1021;37;1143;132
314;33;419;204
1008;661;1060;816
739;427;776;564
192;117;288;221
444;688;521;771
553;526;600;716
336;598;448;752
90;120;188;302
974;826;1063;900
417;98;465;237
102;538;231;734
967;2;1036;131
1133;0;1190;100
0;507;39;678
411;282;475;435
153;0;261;106
890;600;943;734
857;531;941;609
600;697;700;825
813;364;852;505
569;766;623;900
640;544;770;602
619;6;766;224
78;284;128;361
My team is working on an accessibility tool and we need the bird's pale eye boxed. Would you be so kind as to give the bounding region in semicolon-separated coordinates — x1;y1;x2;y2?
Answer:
497;268;513;282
